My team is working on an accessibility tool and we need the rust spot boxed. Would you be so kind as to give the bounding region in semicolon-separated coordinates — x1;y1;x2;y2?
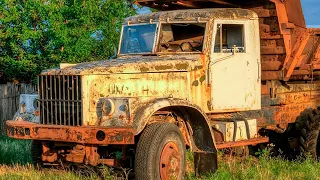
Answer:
199;75;206;84
192;80;199;86
155;64;174;70
175;62;189;70
192;65;203;71
140;66;150;72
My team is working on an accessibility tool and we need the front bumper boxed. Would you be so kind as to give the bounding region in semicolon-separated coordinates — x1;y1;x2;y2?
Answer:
6;120;135;145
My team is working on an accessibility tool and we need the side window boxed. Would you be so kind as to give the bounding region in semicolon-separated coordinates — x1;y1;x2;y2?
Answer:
158;23;206;53
214;24;245;53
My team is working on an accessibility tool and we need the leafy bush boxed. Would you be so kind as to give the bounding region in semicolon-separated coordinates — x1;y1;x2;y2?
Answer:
0;0;135;83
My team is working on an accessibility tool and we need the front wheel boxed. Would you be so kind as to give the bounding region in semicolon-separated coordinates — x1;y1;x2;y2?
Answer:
135;123;186;180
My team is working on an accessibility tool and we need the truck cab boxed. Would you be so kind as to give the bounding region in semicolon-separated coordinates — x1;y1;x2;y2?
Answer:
118;9;261;112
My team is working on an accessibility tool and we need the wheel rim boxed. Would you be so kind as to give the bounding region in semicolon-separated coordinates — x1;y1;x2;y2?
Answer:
159;141;181;180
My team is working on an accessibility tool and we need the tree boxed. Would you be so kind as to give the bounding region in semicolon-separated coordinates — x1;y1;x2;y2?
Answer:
0;0;136;83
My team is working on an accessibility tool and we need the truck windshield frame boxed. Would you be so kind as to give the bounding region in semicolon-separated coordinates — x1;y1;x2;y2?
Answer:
119;23;158;55
118;21;208;56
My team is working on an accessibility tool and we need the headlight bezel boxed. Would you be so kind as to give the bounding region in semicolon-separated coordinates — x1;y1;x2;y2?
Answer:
102;99;115;116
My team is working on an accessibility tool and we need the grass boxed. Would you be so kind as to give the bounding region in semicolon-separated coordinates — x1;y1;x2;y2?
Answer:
0;165;104;180
186;151;320;180
1;135;320;179
0;136;31;165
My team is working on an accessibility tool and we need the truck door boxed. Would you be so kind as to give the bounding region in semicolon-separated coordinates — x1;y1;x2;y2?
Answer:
210;20;261;112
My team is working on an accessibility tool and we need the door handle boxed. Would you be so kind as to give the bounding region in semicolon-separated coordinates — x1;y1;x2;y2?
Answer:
257;59;260;82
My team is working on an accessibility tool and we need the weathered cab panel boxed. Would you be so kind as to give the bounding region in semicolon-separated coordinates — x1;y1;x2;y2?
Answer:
136;0;320;81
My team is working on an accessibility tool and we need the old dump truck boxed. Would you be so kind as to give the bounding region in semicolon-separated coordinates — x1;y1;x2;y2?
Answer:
6;0;320;179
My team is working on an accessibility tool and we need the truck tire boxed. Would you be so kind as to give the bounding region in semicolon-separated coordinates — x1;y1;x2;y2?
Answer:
296;108;320;159
135;122;186;180
31;140;43;168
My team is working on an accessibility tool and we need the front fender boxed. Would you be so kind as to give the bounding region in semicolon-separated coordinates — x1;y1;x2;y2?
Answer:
132;98;210;136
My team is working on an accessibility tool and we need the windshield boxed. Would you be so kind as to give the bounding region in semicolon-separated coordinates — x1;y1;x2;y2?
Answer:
119;24;157;54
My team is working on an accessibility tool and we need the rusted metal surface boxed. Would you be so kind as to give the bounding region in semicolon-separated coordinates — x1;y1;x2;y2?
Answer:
22;5;319;143
215;137;269;149
211;82;320;129
42;142;57;163
124;9;257;25
65;144;86;163
6;120;135;145
34;8;262;135
43;55;203;75
135;0;267;10
150;113;192;147
84;146;99;166
135;0;320;81
132;98;213;135
159;142;181;180
8;3;320;176
42;142;117;166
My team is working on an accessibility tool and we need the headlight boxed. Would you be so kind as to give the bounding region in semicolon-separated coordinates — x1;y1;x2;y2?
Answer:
102;99;115;116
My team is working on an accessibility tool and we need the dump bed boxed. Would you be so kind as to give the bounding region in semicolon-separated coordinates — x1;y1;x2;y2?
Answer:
136;0;320;81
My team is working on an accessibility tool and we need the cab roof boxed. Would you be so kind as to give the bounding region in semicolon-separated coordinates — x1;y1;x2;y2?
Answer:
124;8;258;24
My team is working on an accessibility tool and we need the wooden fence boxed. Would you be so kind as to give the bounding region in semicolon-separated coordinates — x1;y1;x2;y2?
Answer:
0;83;37;134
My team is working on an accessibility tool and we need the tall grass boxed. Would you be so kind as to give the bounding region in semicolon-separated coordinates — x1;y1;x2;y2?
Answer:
0;165;102;180
0;136;31;165
2;135;320;179
186;151;320;180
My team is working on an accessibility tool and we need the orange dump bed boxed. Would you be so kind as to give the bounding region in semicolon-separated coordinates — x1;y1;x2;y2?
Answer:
136;0;320;81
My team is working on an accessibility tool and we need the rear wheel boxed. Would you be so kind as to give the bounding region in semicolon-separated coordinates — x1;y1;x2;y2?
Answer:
135;123;186;180
296;108;320;159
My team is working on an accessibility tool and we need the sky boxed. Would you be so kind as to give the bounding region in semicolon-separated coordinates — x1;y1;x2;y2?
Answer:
137;0;320;27
301;0;320;27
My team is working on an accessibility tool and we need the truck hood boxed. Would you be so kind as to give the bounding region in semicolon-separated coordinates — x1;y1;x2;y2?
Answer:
42;54;204;75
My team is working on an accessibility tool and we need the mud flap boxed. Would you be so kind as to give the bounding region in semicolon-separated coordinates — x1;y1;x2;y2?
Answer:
194;151;218;176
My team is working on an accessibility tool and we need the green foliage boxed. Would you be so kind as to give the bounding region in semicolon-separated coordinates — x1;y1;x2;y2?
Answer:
0;0;136;83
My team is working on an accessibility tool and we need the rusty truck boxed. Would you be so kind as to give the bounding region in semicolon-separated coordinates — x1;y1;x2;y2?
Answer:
6;0;320;179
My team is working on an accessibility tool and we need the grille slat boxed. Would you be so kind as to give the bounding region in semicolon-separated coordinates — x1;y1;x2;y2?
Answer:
76;76;80;126
39;75;82;126
72;77;75;126
50;76;53;125
54;76;57;125
46;77;49;125
59;75;62;124
41;76;45;124
63;76;66;125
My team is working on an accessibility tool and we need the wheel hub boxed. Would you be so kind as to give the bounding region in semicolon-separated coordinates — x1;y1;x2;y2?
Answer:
159;141;181;180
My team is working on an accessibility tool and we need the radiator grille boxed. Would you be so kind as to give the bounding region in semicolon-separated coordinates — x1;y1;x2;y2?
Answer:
38;75;82;126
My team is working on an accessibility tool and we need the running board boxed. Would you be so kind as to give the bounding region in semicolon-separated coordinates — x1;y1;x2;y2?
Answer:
215;137;269;149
